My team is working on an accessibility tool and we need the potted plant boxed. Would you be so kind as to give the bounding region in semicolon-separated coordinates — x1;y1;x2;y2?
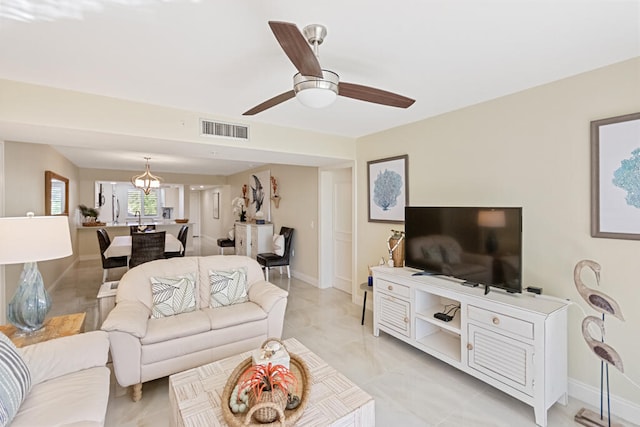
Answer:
78;204;100;224
238;362;297;423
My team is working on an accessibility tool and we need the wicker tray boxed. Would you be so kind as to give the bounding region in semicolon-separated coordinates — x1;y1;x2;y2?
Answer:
221;348;311;426
82;222;106;227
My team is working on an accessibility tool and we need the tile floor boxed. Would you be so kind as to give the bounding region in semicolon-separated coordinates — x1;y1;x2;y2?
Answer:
49;237;624;426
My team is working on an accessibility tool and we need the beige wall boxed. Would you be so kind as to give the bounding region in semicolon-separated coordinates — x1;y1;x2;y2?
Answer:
356;58;640;405
3;142;79;305
227;165;319;281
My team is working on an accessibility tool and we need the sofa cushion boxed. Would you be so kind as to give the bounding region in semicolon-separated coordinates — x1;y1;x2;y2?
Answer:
203;302;267;330
198;256;266;307
150;273;197;318
209;267;248;308
0;333;31;426
141;310;211;345
11;367;108;427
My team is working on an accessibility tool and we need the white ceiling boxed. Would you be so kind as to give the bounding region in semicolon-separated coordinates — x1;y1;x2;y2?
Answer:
0;0;638;175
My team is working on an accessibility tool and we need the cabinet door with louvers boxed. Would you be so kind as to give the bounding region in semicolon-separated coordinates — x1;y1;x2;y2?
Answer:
467;324;534;396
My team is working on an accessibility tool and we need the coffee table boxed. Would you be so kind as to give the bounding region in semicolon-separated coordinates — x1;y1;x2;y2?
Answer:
169;338;375;426
0;312;86;348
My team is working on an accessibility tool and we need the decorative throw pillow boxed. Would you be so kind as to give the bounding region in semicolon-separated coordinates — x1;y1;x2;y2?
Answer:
0;333;31;426
209;267;248;308
272;234;285;256
228;228;235;241
150;273;197;319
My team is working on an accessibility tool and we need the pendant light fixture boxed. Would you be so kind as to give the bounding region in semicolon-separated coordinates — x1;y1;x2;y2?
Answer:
131;157;162;195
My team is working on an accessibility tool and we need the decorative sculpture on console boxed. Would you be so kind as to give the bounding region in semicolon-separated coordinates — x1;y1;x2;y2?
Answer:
573;259;625;427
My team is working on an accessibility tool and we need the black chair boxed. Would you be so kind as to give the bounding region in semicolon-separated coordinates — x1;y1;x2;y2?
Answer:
97;228;127;282
165;225;188;258
217;238;235;254
129;224;156;234
256;227;294;283
129;231;166;268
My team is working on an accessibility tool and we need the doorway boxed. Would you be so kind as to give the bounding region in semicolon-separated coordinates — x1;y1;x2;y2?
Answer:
319;165;354;295
189;191;201;237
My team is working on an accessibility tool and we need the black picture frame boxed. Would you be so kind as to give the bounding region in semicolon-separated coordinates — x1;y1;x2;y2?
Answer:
367;155;408;223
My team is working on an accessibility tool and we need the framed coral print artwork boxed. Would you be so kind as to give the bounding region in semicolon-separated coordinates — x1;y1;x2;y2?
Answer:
591;112;640;239
367;155;408;223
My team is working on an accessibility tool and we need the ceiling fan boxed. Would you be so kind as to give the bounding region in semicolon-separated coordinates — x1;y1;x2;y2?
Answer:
243;21;415;115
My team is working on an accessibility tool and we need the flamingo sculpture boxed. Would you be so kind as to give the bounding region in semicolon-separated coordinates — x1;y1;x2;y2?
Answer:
573;259;625;427
573;259;624;321
582;316;624;373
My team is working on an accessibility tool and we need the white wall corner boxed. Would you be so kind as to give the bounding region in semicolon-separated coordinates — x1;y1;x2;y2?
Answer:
569;377;640;425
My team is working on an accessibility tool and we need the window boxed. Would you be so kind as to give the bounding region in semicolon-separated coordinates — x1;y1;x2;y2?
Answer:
127;189;159;217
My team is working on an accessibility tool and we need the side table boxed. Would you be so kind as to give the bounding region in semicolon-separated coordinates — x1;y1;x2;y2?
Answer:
360;282;372;325
97;281;119;325
0;312;86;348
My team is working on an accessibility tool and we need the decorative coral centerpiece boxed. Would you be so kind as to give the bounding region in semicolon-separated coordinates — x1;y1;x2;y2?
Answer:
238;362;297;423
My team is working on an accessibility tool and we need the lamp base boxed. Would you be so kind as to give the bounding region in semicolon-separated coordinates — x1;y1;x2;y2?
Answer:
7;261;51;333
575;408;623;427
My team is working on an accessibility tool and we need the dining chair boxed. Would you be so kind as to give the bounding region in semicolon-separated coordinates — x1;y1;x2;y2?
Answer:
256;227;294;285
97;228;128;282
129;231;166;268
165;225;188;258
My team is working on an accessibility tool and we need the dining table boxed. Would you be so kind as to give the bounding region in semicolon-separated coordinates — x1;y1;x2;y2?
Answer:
103;233;183;259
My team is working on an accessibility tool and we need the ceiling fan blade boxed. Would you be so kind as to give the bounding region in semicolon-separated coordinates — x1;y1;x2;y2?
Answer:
243;90;295;116
339;82;415;108
268;21;323;78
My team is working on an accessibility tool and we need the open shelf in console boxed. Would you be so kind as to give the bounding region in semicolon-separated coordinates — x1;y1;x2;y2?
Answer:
414;291;461;334
414;321;461;364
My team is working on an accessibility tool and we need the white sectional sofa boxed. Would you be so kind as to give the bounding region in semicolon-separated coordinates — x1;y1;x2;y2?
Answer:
101;255;288;401
10;331;110;427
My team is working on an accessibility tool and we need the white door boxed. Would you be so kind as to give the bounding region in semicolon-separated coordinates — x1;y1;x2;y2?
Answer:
189;191;201;237
332;168;353;294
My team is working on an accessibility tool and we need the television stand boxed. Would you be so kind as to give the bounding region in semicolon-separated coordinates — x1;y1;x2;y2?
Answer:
372;267;569;427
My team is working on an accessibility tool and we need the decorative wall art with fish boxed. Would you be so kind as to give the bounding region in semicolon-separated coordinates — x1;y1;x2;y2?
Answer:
248;170;271;221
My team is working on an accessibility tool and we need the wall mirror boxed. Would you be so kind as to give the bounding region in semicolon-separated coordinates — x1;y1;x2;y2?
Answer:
45;170;69;216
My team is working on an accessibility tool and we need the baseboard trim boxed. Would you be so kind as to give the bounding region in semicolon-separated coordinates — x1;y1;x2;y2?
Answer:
291;270;317;287
569;378;640;425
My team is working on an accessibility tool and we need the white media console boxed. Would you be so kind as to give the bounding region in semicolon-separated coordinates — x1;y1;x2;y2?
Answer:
372;266;569;427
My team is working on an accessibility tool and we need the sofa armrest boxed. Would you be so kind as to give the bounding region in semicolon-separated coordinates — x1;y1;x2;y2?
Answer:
248;281;288;313
101;300;150;338
19;330;109;385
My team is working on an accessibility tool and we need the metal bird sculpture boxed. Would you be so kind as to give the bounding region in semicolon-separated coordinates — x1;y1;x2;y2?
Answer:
251;174;265;212
582;316;624;373
573;259;625;321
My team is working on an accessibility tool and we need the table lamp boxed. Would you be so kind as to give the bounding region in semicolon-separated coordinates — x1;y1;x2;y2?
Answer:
0;212;72;333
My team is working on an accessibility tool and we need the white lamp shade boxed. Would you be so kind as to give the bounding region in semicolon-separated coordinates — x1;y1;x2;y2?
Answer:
296;88;337;108
0;215;73;264
478;210;506;228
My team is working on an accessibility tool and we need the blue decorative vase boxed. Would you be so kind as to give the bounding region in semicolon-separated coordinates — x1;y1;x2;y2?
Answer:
7;262;51;333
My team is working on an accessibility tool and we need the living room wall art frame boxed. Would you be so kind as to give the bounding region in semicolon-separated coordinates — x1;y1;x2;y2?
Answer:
213;192;220;219
591;112;640;240
367;155;408;223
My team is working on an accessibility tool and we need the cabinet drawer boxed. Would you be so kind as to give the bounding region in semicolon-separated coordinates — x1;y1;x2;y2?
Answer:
376;279;410;299
468;305;533;340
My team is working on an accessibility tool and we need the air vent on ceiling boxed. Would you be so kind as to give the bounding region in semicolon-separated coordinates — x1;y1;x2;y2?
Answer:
200;119;249;140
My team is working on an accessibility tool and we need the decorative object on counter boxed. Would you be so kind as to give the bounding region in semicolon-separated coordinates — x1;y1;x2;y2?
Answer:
573;260;626;427
255;211;265;225
367;154;408;223
0;213;73;333
386;229;405;267
131;157;163;195
175;219;189;224
78;204;102;225
232;197;247;222
270;176;281;208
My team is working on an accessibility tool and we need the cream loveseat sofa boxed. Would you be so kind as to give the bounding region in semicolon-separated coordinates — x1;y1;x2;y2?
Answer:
6;331;110;427
101;255;288;401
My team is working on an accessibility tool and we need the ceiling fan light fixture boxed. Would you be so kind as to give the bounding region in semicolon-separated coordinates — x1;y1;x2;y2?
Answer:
294;70;339;109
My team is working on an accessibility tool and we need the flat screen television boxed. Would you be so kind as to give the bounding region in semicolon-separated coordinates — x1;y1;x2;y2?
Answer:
404;206;523;293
